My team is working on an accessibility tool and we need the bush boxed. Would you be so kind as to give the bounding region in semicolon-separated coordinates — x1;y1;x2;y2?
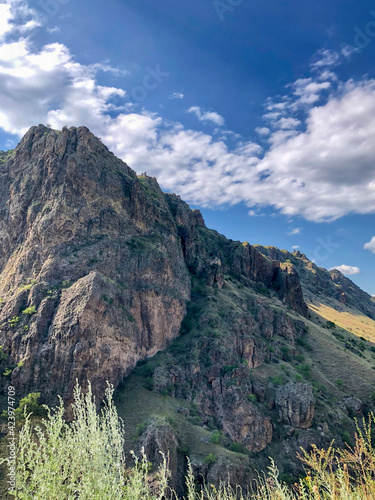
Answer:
228;442;249;455
210;430;223;444
14;392;46;419
22;305;37;316
5;384;375;499
9;316;20;327
136;421;148;436
0;345;8;363
336;379;344;390
281;346;292;362
1;382;170;499
296;338;313;351
204;453;217;465
247;394;257;403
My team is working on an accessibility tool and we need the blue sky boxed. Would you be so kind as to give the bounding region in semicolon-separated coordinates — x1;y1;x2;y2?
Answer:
0;0;375;295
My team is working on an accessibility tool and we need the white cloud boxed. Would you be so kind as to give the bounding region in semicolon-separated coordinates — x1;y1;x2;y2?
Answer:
311;49;340;69
255;127;270;136
89;62;128;77
169;92;184;100
274;117;300;130
292;245;300;249
364;236;375;253
46;26;60;34
1;9;375;223
187;106;225;126
0;0;40;40
288;228;302;235
329;265;361;276
248;210;265;217
291;78;331;106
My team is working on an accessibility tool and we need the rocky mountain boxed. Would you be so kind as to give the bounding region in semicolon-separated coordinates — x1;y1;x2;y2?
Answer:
255;246;375;320
1;125;375;492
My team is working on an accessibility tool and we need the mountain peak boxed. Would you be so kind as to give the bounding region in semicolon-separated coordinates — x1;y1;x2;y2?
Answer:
1;127;375;490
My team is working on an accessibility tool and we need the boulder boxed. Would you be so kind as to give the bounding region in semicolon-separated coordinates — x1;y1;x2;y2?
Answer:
276;383;315;429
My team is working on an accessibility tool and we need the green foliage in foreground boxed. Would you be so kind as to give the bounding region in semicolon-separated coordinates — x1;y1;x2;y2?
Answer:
3;383;375;499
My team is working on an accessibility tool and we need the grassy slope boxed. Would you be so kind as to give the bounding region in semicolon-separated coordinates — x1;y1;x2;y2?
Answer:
308;299;375;343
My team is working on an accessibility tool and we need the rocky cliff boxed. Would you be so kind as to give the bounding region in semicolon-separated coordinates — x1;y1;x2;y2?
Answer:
1;126;375;492
0;125;307;404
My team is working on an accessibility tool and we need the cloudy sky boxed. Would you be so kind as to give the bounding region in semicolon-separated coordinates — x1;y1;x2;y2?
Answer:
0;0;375;294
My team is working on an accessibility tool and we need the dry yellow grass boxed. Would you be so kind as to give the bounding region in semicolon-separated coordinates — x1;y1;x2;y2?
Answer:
309;301;375;343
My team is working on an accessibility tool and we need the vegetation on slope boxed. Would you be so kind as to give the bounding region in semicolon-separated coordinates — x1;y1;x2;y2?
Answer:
2;383;375;499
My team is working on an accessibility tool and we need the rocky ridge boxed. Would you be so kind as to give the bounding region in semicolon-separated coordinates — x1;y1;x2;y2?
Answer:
0;125;306;404
1;126;375;492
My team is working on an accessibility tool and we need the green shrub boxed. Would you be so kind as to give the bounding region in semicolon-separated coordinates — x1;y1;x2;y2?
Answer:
222;365;237;375
9;316;20;327
143;377;154;391
326;320;336;329
296;338;313;351
279;473;294;485
0;345;8;363
22;305;37;316
247;394;257;403
5;383;375;499
14;392;46;419
228;442;249;455
272;375;284;387
281;346;292;362
336;379;344;390
204;453;217;465
136;421;148;436
210;430;223;444
0;383;172;499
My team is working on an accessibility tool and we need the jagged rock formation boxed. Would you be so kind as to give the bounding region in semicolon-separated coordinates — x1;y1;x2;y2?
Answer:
256;246;375;320
276;383;315;429
0;125;308;404
0;125;191;401
1;125;375;492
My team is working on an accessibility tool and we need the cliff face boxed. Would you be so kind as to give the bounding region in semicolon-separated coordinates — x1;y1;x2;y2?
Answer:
256;246;375;319
0;125;191;401
0;125;309;404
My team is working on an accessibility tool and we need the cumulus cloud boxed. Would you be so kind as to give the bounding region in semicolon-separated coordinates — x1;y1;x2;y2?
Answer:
187;106;225;126
329;265;361;276
1;5;375;223
255;127;270;136
291;78;331;106
169;92;184;99
364;237;375;253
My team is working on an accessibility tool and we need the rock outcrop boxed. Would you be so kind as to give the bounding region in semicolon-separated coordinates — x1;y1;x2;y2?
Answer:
257;246;375;320
0;125;191;402
276;383;315;429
